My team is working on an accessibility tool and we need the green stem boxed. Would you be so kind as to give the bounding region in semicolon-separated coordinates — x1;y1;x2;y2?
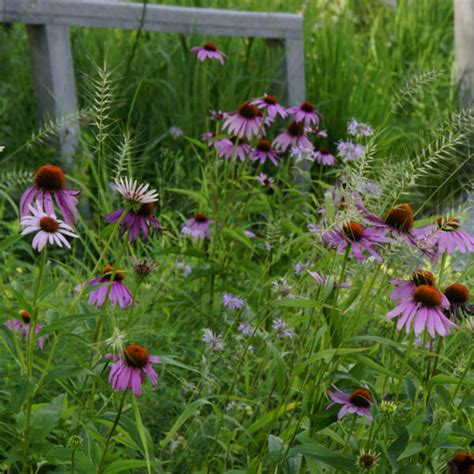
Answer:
97;390;128;473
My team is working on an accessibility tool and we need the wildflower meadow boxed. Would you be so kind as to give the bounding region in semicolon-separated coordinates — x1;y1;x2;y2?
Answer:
0;0;473;473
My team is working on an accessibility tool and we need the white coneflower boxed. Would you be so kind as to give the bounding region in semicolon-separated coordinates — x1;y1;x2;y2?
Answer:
113;177;159;210
20;204;78;252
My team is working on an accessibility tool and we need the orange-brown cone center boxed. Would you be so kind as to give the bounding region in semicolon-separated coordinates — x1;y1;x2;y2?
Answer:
256;139;271;152
20;310;31;323
444;283;469;305
342;222;365;241
287;120;304;137
413;285;442;308
238;101;258;119
39;216;60;233
203;42;217;51
34;165;66;192
301;101;315;112
103;265;125;282
411;269;435;287
194;213;208;223
137;202;154;216
123;344;149;368
384;203;414;232
350;389;373;408
264;95;278;105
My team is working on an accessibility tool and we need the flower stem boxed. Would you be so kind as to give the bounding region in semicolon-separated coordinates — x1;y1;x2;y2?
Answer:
97;390;128;473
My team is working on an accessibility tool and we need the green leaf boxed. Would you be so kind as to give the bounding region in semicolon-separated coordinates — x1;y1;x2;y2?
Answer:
289;443;357;472
132;397;152;474
404;377;417;403
222;228;254;250
428;374;474;389
104;459;160;474
277;298;320;308
352;354;401;379
0;234;22;252
165;188;208;207
388;428;409;466
160;399;211;449
296;348;370;374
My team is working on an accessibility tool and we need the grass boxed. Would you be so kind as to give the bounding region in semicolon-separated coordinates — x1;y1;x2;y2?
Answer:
0;0;473;473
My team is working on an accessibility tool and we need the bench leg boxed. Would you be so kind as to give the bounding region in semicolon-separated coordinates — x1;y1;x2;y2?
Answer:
26;24;79;169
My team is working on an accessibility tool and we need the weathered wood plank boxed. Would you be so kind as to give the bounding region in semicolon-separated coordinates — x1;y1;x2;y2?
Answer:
26;24;78;167
2;0;303;40
454;0;474;107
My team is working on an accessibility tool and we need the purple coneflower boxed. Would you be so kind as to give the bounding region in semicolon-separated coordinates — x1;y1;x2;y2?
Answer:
213;137;250;162
416;217;474;256
347;119;374;138
337;140;365;161
20;165;80;224
323;221;391;262
313;148;336;166
181;213;213;240
251;94;287;123
387;284;457;337
222;101;263;140
308;271;351;289
310;127;328;138
448;452;474;474
272;319;294;339
104;178;161;243
390;269;436;302
273;121;312;151
209;110;227;121
86;265;134;309
5;310;46;350
326;386;374;420
202;329;225;352
106;344;159;397
191;42;225;64
444;283;474;320
20;203;78;252
257;173;274;187
250;139;281;166
287;101;319;127
222;293;245;309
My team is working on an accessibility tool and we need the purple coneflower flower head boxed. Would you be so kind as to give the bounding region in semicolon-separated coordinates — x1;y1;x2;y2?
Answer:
238;322;254;335
169;126;183;139
251;94;287;123
272;278;294;299
181;213;213;240
191;42;226;64
250;139;281;166
326;386;374;420
105;178;161;242
202;328;225;352
20;203;78;252
323;221;391;262
308;271;351;289
5;310;46;350
313;148;336;166
86;265;134;309
213;137;251;162
272;318;294;338
416;217;474;256
131;256;157;281
222;101;263;140
347;119;374;138
390;269;435;302
444;283;474;320
175;260;192;276
106;344;159;397
337;140;365;161
257;173;274;187
222;293;245;309
387;284;457;337
273;121;313;151
287;101;319;127
20;165;80;224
